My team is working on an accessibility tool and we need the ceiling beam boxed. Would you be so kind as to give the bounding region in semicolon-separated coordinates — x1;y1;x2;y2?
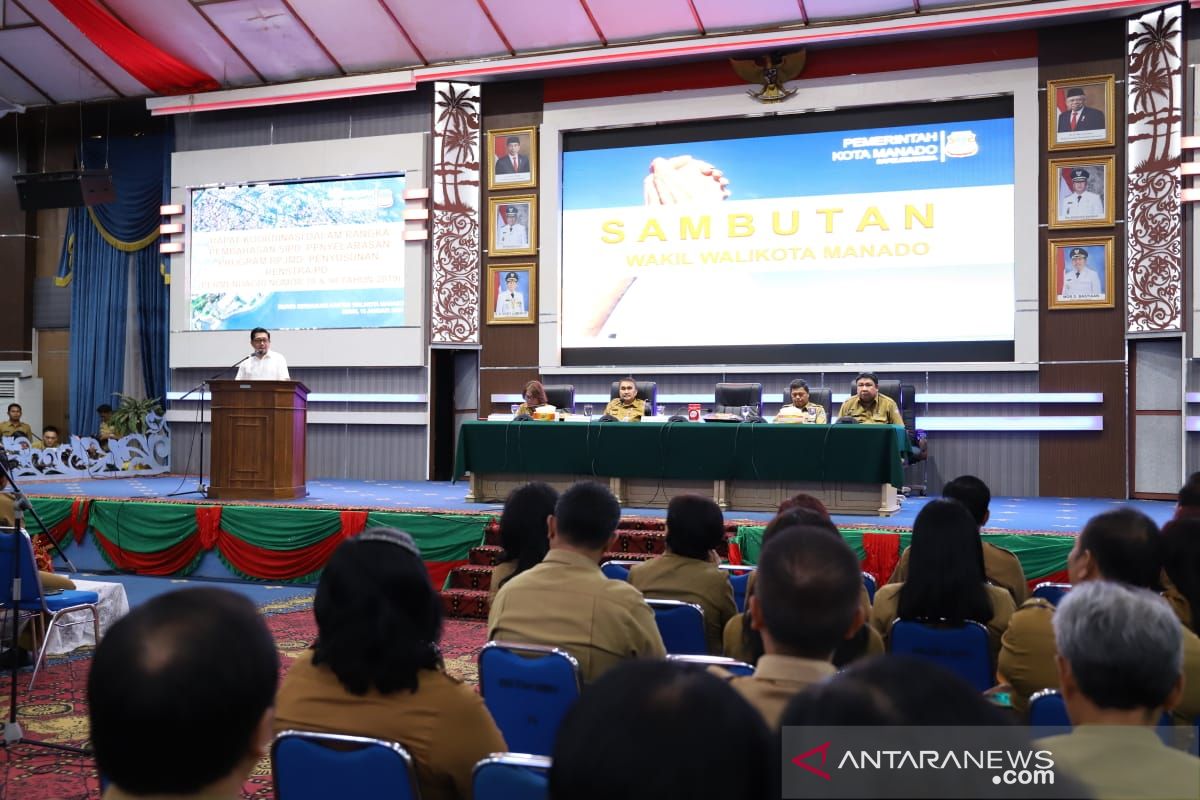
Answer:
474;0;515;56
685;0;706;36
191;1;267;83
0;52;54;104
578;0;607;46
10;0;122;96
375;0;428;65
278;0;345;74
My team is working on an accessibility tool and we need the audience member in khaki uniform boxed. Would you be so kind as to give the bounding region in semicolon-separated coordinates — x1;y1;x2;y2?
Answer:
275;528;505;800
90;588;279;800
0;402;33;439
836;372;903;425
487;482;557;603
601;377;646;421
886;475;1028;604
870;499;1016;660
489;481;665;683
629;494;735;655
999;508;1200;720
1161;517;1199;634
715;525;866;727
1037;581;1200;800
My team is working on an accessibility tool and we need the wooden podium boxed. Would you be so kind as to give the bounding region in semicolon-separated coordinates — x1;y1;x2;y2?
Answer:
208;380;308;500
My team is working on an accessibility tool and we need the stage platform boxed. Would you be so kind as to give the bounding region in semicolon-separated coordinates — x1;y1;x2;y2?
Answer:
17;474;1175;617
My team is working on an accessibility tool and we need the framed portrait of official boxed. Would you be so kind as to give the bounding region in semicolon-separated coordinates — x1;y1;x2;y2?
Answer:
1048;155;1115;229
487;195;537;256
486;263;536;325
1047;75;1115;151
487;126;537;190
1047;236;1114;310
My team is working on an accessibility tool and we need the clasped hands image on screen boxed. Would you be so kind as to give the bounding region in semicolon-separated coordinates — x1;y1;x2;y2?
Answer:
558;98;1018;366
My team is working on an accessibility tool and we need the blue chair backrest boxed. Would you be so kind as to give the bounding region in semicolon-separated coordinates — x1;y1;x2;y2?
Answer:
272;730;420;800
0;529;43;606
646;599;707;655
889;619;994;692
473;753;551;800
600;561;632;581
667;653;754;676
861;572;878;604
1028;690;1072;729
1031;582;1071;606
478;642;581;756
718;565;755;613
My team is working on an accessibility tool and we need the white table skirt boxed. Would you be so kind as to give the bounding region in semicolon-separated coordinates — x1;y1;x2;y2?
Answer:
43;579;129;655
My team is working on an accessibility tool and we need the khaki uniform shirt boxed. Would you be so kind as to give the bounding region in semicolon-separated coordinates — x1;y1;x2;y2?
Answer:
488;549;666;683
602;397;646;422
870;582;1016;661
1037;726;1200;800
629;552;737;655
716;654;837;728
775;403;827;424
275;650;505;800
887;542;1029;605
999;597;1200;719
487;559;517;602
0;420;33;439
836;394;903;425
721;583;882;664
1162;572;1194;632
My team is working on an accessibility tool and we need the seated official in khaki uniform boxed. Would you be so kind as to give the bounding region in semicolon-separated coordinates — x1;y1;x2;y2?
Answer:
488;482;557;603
887;475;1028;604
712;526;865;727
1037;581;1200;800
32;426;61;451
0;402;33;440
869;500;1016;660
999;509;1200;720
602;377;646;422
488;482;665;683
514;380;548;418
774;379;826;424
629;495;736;655
836;371;903;425
276;529;505;800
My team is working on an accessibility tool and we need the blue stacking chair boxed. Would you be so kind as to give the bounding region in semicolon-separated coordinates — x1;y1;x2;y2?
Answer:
0;528;98;690
473;753;551;800
645;598;707;655
889;619;993;692
1028;688;1072;731
861;571;878;604
718;564;756;613
667;653;754;676
478;641;581;756
272;730;420;800
1032;582;1071;606
600;559;640;581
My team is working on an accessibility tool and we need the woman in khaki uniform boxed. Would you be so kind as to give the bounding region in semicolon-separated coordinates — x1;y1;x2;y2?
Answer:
488;482;557;602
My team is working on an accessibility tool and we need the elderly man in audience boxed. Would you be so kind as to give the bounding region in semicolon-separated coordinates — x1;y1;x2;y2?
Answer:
488;481;665;682
716;524;865;727
999;508;1200;720
629;494;736;655
886;475;1027;603
88;588;279;800
275;528;504;800
1038;581;1200;800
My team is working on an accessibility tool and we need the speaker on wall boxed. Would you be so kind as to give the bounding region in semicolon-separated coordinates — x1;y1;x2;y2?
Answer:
12;169;116;210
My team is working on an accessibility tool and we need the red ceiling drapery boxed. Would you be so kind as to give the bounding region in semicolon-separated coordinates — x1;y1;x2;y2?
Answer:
48;0;219;95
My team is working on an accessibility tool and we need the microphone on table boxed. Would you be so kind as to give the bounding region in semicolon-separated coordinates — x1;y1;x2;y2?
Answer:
834;416;859;425
598;414;618;423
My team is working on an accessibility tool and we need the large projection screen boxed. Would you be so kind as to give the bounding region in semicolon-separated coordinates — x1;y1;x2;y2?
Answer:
541;61;1039;370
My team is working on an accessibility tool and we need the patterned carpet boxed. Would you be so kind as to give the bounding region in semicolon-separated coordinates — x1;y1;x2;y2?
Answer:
0;596;489;800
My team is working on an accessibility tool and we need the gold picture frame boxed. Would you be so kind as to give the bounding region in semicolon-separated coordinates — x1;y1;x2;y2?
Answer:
1048;155;1115;229
1047;236;1115;310
486;263;536;325
487;195;537;257
486;126;538;190
1047;75;1115;151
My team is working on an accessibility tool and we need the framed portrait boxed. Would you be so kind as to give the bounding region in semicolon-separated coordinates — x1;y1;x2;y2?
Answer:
486;263;536;325
487;126;538;190
1047;75;1115;151
1048;155;1115;229
1047;236;1114;310
487;195;537;256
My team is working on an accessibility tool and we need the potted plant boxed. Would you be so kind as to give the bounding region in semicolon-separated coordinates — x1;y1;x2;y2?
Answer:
108;394;163;437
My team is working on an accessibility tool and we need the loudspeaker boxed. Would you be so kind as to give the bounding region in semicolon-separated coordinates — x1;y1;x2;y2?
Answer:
13;169;116;210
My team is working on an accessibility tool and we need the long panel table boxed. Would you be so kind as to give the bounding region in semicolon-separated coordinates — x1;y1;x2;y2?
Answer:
453;420;908;515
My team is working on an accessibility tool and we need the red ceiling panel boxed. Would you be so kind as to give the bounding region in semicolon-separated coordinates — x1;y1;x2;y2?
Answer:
17;0;147;94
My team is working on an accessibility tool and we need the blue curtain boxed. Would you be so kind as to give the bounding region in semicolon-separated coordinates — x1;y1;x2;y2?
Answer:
59;133;169;437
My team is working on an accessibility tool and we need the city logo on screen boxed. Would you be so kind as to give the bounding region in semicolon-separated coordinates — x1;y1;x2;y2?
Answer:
831;129;979;165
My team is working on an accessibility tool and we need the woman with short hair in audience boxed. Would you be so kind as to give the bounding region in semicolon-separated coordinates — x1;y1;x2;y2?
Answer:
551;660;771;800
870;498;1016;658
274;527;505;800
515;380;548;416
489;482;558;602
1161;517;1200;633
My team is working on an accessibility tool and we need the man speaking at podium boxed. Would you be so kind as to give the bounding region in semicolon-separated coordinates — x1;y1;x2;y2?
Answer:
236;327;290;381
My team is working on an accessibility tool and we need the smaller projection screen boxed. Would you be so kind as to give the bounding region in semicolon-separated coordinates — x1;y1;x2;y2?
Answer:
188;174;407;331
